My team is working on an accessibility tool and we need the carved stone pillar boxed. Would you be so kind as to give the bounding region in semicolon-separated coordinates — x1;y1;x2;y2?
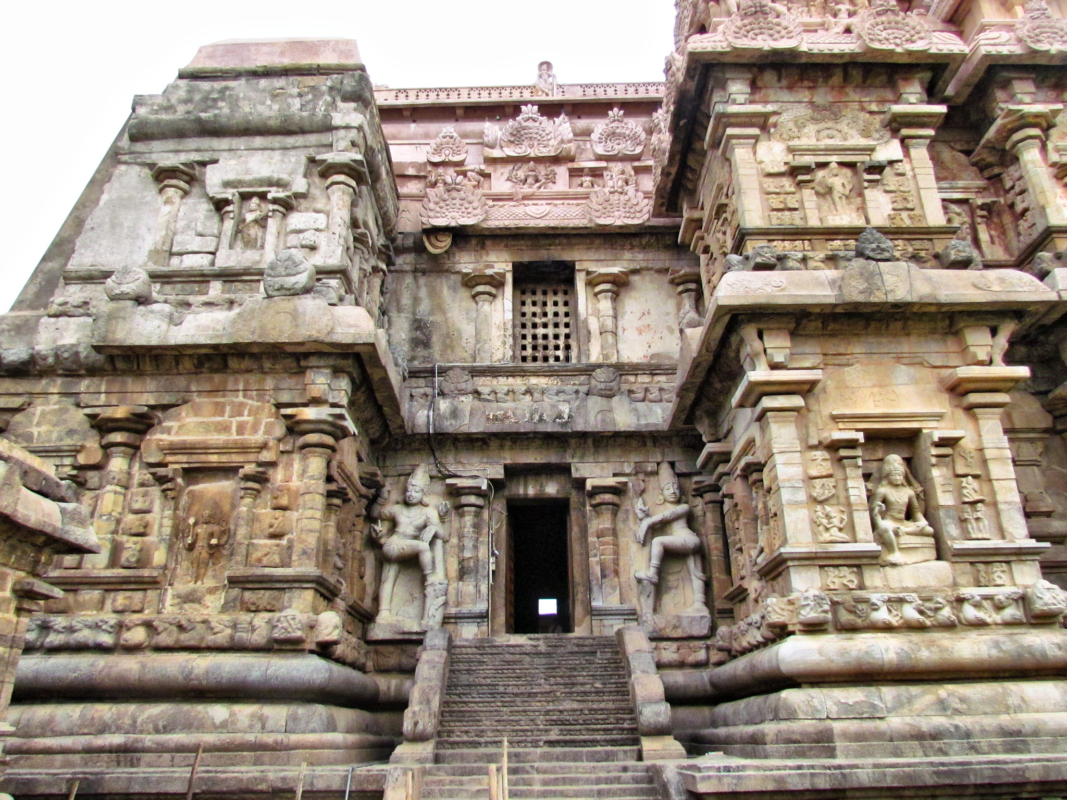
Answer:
722;128;765;228
1009;127;1067;227
885;104;949;227
461;268;506;363
284;408;353;569
587;268;629;362
691;476;730;620
215;193;237;253
85;406;154;568
264;193;294;263
446;477;489;611
324;483;348;578
316;153;370;274
669;269;703;329
150;467;183;605
232;467;269;570
148;163;196;267
586;478;628;606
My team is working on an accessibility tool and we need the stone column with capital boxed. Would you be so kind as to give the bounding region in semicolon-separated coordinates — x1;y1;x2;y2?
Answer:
586;478;628;608
84;406;155;569
669;269;703;329
884;104;950;227
148;163;196;268
283;408;354;571
264;193;294;264
232;466;269;571
461;268;506;363
317;152;371;299
587;268;630;362
690;475;730;621
446;477;490;624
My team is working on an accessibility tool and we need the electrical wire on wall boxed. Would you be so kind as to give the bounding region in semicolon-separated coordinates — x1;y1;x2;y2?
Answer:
428;363;506;628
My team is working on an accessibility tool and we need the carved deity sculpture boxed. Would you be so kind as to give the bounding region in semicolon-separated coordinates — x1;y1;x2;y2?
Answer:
635;462;708;614
870;454;935;566
369;465;449;630
237;196;268;250
814;162;863;225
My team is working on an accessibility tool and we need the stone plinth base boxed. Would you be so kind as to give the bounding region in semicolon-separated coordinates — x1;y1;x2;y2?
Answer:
368;621;428;641
2;764;392;798
641;610;711;639
7;653;400;771
881;557;952;587
681;679;1067;760
668;752;1067;799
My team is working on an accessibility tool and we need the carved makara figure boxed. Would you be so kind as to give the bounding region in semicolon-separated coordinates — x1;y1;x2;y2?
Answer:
237;196;268;250
870;454;935;566
634;462;708;614
369;465;449;629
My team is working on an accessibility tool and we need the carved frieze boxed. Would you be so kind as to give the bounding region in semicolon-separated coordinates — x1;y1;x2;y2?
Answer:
1016;0;1067;54
722;0;804;50
852;0;931;51
587;164;651;226
591;109;647;158
420;168;487;228
484;105;573;158
771;105;890;145
427;126;468;164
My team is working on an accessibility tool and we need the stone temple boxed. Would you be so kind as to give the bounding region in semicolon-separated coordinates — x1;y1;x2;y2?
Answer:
4;0;1067;796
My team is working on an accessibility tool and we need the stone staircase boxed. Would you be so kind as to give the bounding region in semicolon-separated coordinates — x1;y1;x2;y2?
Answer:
421;635;659;800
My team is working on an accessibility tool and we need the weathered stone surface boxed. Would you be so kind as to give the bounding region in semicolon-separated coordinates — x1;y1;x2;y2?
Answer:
7;6;1067;794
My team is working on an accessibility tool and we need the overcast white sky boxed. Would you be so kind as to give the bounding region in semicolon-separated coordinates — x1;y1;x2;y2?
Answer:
0;1;674;313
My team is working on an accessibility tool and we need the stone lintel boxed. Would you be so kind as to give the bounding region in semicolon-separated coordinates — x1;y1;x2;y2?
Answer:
883;104;948;132
732;371;821;410
822;430;865;450
706;104;776;150
948;539;1050;561
445;476;490;497
943;366;1031;394
757;544;883;580
225;568;344;600
46;569;163;590
460;267;507;290
585;477;629;497
696;441;734;471
830;409;945;433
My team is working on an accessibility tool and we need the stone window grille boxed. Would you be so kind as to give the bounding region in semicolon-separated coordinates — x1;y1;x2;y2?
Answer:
515;283;573;364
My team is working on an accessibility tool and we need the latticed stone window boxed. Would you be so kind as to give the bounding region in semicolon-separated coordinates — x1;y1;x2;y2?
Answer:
514;262;574;364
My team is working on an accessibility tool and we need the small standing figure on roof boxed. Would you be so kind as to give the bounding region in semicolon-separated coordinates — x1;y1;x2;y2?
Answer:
533;61;558;97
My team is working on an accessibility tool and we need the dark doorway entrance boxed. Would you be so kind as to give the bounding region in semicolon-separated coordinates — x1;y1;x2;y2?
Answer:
508;500;571;634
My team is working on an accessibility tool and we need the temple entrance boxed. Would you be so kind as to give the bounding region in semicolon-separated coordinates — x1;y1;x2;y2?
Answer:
507;499;572;634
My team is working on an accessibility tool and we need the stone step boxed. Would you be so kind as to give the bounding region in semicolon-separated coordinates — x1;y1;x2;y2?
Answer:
424;762;652;778
425;772;653;788
422;788;658;800
436;736;641;750
437;716;635;729
435;747;642;765
437;727;640;739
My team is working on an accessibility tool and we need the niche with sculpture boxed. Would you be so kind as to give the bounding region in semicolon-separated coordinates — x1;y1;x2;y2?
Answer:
633;462;711;637
367;465;451;639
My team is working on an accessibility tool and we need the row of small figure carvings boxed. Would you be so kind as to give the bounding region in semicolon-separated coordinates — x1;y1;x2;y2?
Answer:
716;580;1067;658
23;609;366;666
